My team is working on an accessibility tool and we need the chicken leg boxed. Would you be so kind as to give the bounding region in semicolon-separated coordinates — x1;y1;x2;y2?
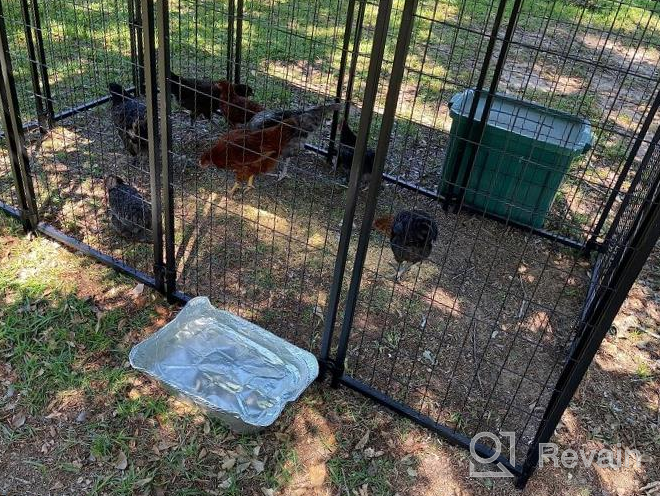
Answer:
277;157;291;182
244;175;256;192
267;157;291;181
228;181;242;197
395;261;411;282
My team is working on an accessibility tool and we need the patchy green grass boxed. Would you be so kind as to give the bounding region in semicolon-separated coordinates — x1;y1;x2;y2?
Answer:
0;213;424;495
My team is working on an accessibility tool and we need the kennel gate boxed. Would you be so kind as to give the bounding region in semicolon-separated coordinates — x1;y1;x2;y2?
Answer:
1;0;660;487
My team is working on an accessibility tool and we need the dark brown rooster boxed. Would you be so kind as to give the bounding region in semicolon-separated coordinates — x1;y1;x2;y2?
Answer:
169;72;256;125
374;210;439;280
200;105;336;196
214;80;264;127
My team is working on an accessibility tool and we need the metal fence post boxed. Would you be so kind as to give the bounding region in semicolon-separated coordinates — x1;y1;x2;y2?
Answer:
140;0;165;294
442;0;510;211
30;0;54;126
155;0;177;301
517;137;660;488
326;0;357;163
19;0;48;132
234;0;243;83
227;0;235;82
451;0;524;213
329;0;419;388
318;0;395;380
0;0;38;231
130;0;146;96
587;88;660;251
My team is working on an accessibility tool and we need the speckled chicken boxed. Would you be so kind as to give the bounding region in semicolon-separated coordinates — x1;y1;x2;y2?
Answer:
169;72;256;124
108;83;148;157
374;210;438;280
337;119;375;184
105;175;152;243
244;102;340;180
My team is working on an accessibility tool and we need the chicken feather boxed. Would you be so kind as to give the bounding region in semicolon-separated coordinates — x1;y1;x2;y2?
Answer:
374;210;438;280
109;83;148;157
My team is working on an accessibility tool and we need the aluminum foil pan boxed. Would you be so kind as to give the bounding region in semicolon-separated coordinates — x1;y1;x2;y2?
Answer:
129;296;318;433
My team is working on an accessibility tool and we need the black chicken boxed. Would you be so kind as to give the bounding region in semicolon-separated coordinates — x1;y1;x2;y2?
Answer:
374;210;438;280
169;72;254;124
105;175;152;243
244;102;340;181
337;119;375;184
108;83;148;157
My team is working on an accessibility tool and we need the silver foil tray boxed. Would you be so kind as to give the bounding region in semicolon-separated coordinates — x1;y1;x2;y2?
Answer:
129;296;318;432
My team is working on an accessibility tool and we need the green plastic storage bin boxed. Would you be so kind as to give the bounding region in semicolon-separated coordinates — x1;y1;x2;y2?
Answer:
441;89;592;228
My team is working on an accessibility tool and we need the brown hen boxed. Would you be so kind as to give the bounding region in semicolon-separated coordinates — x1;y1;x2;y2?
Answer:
199;118;301;196
214;80;264;127
200;104;338;196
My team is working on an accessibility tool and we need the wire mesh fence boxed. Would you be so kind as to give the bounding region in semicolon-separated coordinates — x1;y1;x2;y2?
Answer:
1;0;660;486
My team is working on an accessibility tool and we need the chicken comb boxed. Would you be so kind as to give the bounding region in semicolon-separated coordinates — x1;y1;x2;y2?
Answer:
373;215;394;235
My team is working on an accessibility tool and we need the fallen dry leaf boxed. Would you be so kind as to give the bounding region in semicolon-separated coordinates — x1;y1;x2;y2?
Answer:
406;467;417;477
203;420;211;434
157;439;179;451
252;459;265;474
113;451;128;470
355;430;370;451
364;448;376;458
94;313;103;333
129;283;145;299
4;384;15;400
117;318;128;332
136;477;153;487
198;448;208;460
261;488;275;496
222;457;236;470
10;412;26;428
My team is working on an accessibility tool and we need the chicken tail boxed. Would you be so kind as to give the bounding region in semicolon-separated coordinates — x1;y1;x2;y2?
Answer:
339;119;357;147
373;215;394;235
293;102;341;133
108;83;130;106
233;83;254;97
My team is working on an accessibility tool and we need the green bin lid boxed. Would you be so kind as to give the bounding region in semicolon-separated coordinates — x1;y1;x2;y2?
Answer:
449;89;593;154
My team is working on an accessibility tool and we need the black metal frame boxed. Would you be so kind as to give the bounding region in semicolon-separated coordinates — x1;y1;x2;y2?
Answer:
1;0;660;489
0;0;38;231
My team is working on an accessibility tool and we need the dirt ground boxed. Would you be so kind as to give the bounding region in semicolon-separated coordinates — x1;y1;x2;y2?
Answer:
0;204;658;496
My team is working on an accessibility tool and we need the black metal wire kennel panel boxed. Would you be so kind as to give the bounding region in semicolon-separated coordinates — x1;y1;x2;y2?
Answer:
2;0;660;488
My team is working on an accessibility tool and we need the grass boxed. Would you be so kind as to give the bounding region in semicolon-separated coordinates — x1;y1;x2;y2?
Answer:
2;0;658;123
0;213;419;495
